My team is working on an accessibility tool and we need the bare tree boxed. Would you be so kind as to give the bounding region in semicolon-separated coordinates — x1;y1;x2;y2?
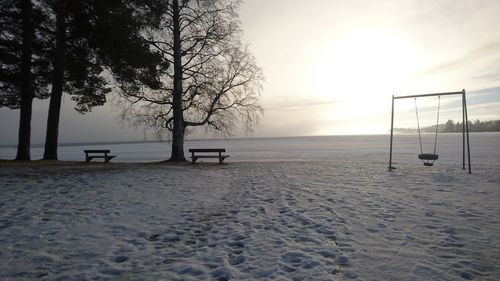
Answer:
117;0;263;161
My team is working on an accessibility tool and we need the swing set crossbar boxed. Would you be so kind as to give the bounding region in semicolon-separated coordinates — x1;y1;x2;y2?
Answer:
393;91;463;99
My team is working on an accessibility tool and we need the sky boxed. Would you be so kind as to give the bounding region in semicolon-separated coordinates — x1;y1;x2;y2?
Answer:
1;0;499;145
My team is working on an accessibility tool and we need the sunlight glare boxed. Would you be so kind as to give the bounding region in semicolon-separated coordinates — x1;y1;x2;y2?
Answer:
310;29;423;106
306;29;427;135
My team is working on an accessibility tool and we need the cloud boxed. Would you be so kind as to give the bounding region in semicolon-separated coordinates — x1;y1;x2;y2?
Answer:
265;98;341;111
418;41;500;75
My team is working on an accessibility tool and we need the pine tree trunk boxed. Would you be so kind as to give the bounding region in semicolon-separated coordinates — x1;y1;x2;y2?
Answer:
169;0;186;162
43;0;66;160
15;0;34;161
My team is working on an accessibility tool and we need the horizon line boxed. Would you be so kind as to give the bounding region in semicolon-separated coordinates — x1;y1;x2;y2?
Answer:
3;132;499;148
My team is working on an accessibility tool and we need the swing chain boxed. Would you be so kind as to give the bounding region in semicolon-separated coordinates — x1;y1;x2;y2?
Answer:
433;96;441;155
415;96;441;166
414;98;423;155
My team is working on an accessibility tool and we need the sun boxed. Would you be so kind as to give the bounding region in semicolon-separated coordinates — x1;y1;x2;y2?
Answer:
305;29;426;134
310;29;422;104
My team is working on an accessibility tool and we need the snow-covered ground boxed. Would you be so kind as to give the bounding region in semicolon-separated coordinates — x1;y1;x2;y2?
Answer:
1;134;499;280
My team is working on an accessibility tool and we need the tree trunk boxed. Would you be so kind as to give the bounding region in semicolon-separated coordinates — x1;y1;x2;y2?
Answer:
15;0;34;161
43;0;66;160
169;0;186;162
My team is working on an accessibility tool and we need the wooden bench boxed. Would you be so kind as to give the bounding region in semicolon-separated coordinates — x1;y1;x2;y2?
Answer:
84;150;116;163
189;148;229;164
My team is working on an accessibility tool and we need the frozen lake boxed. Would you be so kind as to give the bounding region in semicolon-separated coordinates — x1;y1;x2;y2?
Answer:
1;133;498;170
1;133;499;280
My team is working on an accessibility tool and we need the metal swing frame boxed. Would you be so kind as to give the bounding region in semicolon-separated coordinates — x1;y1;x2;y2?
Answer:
388;89;471;174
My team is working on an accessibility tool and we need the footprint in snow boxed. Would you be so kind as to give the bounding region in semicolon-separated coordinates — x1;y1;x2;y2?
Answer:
227;254;246;265
211;267;231;281
281;251;310;266
113;255;129;263
228;241;245;249
337;255;350;266
145;233;161;241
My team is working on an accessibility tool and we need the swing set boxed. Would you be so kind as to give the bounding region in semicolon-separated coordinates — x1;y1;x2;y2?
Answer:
388;89;471;173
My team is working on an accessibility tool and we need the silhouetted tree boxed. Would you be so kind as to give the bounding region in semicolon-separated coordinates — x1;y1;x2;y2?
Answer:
493;120;500;131
474;119;486;132
394;119;500;133
118;0;263;161
42;0;66;160
16;0;35;160
0;0;51;160
42;0;163;160
444;120;455;133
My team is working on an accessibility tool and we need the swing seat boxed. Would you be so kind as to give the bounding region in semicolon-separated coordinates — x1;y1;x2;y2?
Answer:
418;153;439;161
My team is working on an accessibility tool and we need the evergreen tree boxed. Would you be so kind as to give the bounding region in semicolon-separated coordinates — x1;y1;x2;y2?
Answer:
0;0;52;160
42;0;163;160
444;120;455;133
2;0;166;161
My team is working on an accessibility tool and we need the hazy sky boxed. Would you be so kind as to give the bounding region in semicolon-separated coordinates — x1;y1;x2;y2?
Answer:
1;0;499;145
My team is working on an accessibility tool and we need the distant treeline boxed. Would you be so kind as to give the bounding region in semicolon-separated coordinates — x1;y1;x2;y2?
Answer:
394;120;500;133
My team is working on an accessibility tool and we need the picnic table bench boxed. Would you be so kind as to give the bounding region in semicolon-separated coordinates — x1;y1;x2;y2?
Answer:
84;150;116;163
189;148;229;164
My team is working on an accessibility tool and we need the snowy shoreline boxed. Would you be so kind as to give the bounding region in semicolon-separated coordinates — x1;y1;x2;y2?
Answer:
1;159;499;280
